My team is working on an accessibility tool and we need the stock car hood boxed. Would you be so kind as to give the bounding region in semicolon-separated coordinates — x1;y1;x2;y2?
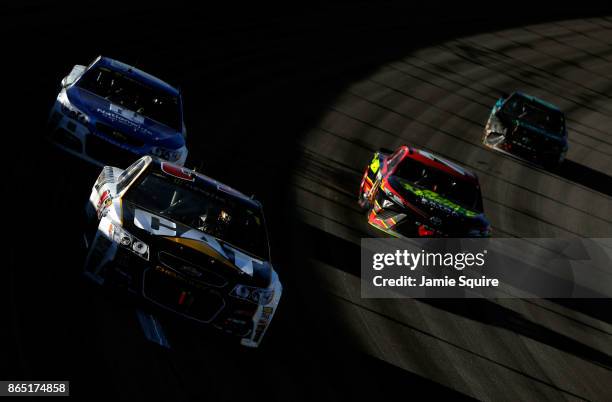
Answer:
122;201;272;287
387;176;488;234
66;86;184;149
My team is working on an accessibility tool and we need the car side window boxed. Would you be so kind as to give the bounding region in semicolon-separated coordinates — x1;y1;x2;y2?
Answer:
117;158;146;194
386;148;405;171
502;95;522;116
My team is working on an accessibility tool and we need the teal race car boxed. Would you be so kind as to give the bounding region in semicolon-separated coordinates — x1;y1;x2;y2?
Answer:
483;92;568;167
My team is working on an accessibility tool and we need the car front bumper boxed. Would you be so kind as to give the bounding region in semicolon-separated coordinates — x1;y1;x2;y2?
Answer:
483;116;565;165
84;233;281;348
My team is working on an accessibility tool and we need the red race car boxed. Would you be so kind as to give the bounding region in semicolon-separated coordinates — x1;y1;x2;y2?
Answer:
358;145;491;237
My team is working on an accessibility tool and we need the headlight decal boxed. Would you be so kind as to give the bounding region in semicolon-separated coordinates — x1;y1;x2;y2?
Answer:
230;284;275;305
109;223;150;260
58;91;89;124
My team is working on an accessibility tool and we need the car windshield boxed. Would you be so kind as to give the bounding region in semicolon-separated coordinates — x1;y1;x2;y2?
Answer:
124;172;269;260
501;94;564;135
395;158;482;212
77;66;180;130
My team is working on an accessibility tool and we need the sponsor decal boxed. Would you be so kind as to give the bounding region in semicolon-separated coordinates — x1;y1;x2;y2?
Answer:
161;162;196;182
95;107;153;136
164;237;238;272
399;180;478;218
96;190;112;218
155;266;208;290
109;104;145;124
181;265;202;277
133;207;258;276
369;154;380;173
134;208;177;236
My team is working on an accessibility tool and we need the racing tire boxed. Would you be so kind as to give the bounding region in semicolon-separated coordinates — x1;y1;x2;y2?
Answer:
358;192;371;210
542;152;564;170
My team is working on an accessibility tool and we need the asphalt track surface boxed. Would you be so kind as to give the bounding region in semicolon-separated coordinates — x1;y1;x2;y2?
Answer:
293;17;612;402
2;4;612;402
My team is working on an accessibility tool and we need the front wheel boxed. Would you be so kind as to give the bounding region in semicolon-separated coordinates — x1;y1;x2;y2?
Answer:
541;152;565;170
358;191;372;210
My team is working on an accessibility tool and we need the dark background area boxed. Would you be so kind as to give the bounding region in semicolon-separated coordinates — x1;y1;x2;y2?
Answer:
1;2;610;401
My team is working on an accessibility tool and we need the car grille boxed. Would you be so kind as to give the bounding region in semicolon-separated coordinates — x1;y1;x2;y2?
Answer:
158;251;228;288
96;123;145;147
143;266;225;323
85;134;141;168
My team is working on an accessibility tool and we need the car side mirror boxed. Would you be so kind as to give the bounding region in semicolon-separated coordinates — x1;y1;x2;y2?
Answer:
61;64;86;88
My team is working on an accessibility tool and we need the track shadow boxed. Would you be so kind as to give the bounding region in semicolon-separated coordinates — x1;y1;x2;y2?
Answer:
302;222;612;370
332;293;596;401
336;352;477;401
555;159;612;197
550;298;612;324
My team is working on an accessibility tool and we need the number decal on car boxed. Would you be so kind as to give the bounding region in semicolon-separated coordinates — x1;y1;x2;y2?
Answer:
133;208;177;236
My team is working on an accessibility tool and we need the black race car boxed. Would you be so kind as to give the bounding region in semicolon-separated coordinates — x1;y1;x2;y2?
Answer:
483;91;568;167
83;156;281;347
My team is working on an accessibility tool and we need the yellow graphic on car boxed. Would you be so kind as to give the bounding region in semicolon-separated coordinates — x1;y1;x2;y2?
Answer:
370;154;380;173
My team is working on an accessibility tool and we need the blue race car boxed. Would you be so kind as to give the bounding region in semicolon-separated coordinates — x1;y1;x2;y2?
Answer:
48;56;188;167
483;91;568;167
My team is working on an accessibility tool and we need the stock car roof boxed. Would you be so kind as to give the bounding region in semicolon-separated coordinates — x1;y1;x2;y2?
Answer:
148;158;262;210
513;91;562;113
94;56;179;97
401;146;479;185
